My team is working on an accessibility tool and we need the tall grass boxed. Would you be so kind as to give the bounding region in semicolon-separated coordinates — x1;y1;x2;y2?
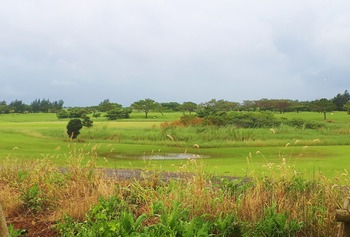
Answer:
1;150;347;236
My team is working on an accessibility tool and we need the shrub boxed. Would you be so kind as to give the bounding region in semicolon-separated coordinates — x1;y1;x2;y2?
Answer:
285;118;305;128
230;112;280;128
180;115;204;126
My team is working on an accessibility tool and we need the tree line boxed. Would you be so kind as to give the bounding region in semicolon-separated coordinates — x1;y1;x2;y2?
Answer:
1;90;349;120
0;99;64;114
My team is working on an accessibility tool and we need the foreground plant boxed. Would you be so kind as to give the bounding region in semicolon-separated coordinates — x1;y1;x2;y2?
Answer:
0;147;348;236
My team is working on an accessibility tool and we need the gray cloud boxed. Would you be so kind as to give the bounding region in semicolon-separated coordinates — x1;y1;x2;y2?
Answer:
0;0;349;106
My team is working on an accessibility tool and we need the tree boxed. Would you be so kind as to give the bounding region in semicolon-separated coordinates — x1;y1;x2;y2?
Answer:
30;99;64;113
197;99;239;117
67;108;89;118
309;98;336;120
181;102;197;114
9;100;27;113
97;99;121;112
0;202;9;237
255;99;274;111
240;100;257;111
82;116;93;128
272;99;292;114
56;110;69;119
345;102;350;114
160;102;181;111
0;101;9;114
132;99;158;118
289;100;308;113
105;108;132;120
66;119;83;140
332;90;350;111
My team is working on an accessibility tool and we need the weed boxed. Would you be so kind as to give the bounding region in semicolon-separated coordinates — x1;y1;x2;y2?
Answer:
8;224;27;237
245;203;304;237
19;183;46;213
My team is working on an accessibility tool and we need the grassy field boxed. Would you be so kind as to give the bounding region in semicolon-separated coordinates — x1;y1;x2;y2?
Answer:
0;111;349;177
1;111;349;236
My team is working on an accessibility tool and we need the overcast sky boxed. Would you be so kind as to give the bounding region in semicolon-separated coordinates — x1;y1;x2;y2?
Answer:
0;0;349;106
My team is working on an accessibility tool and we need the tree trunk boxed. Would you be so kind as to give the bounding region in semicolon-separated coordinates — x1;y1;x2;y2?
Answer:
0;203;9;237
336;197;350;237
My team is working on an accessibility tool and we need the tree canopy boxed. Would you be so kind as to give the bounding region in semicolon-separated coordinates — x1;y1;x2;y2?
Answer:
66;119;83;140
132;98;159;118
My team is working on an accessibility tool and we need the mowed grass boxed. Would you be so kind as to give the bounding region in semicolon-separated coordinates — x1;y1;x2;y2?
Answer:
0;112;349;178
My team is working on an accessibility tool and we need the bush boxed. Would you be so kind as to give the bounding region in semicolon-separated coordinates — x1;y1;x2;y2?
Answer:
285;118;305;128
180;115;204;126
230;112;280;128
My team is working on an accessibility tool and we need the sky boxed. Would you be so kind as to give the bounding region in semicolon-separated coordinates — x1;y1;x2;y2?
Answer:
0;0;349;107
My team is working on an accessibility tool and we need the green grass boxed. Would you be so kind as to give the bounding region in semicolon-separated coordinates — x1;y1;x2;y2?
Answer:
0;111;350;178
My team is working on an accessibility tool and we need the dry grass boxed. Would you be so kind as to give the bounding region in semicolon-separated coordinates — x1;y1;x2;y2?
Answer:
0;149;348;236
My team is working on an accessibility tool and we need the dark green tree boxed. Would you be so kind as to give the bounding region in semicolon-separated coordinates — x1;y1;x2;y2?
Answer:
9;100;27;113
56;110;69;119
92;111;101;118
345;102;350;114
309;98;336;120
132;98;158;118
82;116;93;128
0;101;9;114
181;101;197;114
160;102;181;111
66;119;83;140
67;108;88;118
105;108;132;120
332;90;350;111
98;99;121;112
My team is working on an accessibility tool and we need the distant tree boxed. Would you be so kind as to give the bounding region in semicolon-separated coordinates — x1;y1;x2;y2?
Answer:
30;99;64;113
345;102;350;114
289;100;309;113
30;99;41;113
240;100;257;111
98;99;121;112
67;108;89;118
66;119;83;140
272;99;292;114
309;98;336;120
82;116;93;128
255;99;274;111
215;99;239;111
181;102;197;114
132;99;158;118
0;101;9;114
160;102;181;111
105;108;132;120
92;111;101;118
197;99;238;117
51;100;64;113
332;90;350;111
56;110;69;119
9;100;27;113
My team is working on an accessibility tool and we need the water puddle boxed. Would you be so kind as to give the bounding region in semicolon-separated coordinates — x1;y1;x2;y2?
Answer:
142;153;207;160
